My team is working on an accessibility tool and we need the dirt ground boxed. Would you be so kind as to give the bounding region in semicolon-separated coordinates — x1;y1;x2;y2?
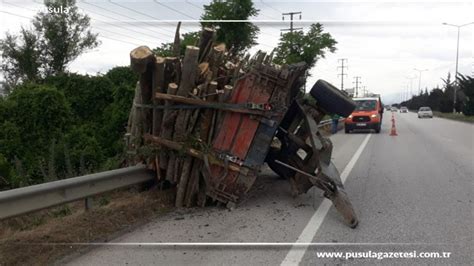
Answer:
0;187;175;265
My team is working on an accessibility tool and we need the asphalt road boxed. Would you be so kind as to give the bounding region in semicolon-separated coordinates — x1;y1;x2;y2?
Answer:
68;112;473;265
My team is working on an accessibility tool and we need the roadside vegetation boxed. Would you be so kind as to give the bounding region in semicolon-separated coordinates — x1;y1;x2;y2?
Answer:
432;111;474;123
398;73;474;121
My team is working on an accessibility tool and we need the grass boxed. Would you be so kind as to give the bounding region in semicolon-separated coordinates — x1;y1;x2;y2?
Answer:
0;188;175;265
432;111;474;123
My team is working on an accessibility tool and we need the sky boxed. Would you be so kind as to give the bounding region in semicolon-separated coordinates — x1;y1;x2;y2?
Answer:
0;0;473;104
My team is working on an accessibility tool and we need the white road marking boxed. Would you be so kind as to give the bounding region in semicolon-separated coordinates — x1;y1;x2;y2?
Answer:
280;134;372;266
41;242;440;246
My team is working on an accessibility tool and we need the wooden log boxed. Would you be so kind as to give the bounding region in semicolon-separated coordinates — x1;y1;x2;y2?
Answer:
152;57;166;136
130;46;155;134
170;47;199;183
175;156;193;207
206;81;219;144
152;57;166;178
130;46;154;74
176;46;199;97
160;83;178;178
223;85;233;102
139;66;154;134
144;134;246;174
164;57;180;86
198;27;215;63
184;165;200;207
209;46;225;80
200;81;218;143
129;82;144;141
154;92;274;117
173;22;181;57
174;46;200;142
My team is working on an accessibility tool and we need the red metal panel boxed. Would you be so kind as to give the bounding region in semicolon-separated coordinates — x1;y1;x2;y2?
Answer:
231;82;272;159
212;75;253;151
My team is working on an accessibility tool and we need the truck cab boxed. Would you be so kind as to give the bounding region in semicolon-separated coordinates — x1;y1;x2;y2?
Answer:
344;97;383;133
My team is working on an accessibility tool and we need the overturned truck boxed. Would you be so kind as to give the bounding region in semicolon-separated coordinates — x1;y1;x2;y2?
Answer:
126;27;358;228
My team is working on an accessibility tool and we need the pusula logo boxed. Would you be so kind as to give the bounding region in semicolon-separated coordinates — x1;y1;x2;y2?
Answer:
44;6;70;14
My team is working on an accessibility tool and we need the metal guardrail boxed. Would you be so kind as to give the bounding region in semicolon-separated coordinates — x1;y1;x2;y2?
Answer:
0;119;345;220
0;164;155;220
318;118;346;129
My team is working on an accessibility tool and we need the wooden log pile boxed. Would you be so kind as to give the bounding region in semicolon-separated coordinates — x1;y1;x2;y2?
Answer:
126;26;307;208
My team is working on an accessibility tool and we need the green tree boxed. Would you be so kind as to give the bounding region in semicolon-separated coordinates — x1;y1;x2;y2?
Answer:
458;74;474;115
44;74;113;123
0;28;41;87
0;0;98;88
273;23;337;70
201;0;259;55
154;31;200;57
33;0;99;76
7;84;71;157
440;73;455;112
61;125;104;175
426;87;444;111
0;84;72;186
105;66;139;88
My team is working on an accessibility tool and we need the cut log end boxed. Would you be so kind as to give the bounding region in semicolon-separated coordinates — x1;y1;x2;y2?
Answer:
130;46;155;74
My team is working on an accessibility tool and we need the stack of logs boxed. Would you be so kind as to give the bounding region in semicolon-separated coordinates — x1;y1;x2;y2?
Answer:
127;26;258;207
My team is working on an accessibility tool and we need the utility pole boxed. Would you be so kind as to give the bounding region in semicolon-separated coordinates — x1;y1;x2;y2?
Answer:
281;12;303;34
414;68;428;94
353;76;361;97
337;58;348;90
442;22;474;113
406;75;417;98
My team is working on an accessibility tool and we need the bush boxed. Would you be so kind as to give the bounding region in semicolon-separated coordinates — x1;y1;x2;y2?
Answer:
0;67;137;189
44;74;113;123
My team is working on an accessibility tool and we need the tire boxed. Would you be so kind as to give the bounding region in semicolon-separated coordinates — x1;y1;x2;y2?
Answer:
345;128;350;134
375;123;381;133
309;79;356;117
265;147;294;179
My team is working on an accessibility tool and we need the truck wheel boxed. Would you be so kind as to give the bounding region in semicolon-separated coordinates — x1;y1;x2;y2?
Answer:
265;147;294;179
375;123;381;133
309;79;356;117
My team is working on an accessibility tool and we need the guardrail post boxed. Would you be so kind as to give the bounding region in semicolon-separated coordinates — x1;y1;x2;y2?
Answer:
85;197;93;211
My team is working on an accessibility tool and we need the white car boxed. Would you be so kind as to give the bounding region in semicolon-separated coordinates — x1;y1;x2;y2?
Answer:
417;107;433;118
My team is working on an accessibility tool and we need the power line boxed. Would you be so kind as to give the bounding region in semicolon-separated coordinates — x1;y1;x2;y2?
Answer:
337;58;348;90
260;0;283;15
0;9;33;20
81;1;175;39
79;6;168;42
2;1;37;12
0;9;144;47
92;23;159;45
186;0;204;11
100;35;144;46
260;31;281;39
108;0;181;34
153;0;197;20
2;2;164;46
